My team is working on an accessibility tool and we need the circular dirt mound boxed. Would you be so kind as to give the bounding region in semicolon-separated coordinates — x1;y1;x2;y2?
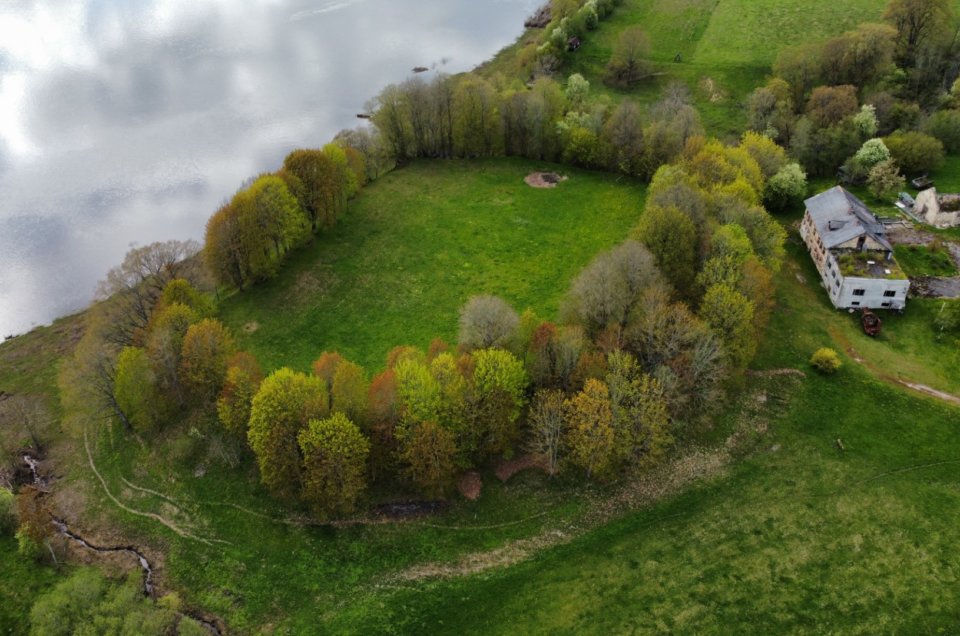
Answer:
525;172;566;188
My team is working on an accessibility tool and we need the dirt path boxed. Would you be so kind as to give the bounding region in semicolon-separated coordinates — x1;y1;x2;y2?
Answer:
827;325;960;406
83;429;224;545
391;375;789;583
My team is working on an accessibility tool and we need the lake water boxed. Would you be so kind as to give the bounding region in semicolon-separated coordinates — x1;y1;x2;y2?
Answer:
0;0;539;337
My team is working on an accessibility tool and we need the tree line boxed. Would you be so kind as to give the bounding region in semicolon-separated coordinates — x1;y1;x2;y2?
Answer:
50;120;789;521
204;143;368;290
746;0;960;188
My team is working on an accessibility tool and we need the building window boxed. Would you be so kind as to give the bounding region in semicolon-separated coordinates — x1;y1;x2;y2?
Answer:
851;301;861;306
835;279;840;287
882;302;891;307
853;289;866;296
883;290;897;297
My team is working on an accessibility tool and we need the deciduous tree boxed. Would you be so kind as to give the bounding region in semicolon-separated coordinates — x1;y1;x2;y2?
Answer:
471;348;528;455
566;240;663;337
634;205;698;298
399;421;457;498
805;85;859;129
458;295;520;351
114;346;162;433
564;379;616;479
298;413;369;518
884;0;953;67
331;360;370;427
248;368;329;499
217;352;264;437
883;130;945;175
699;284;756;369
179;319;237;403
605;27;652;87
763;163;808;212
527;389;567;475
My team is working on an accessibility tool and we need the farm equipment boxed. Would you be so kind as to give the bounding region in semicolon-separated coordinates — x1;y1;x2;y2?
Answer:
861;309;882;337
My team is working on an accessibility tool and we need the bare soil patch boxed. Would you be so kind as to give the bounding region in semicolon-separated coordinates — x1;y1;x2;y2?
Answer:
242;321;259;334
373;500;449;519
458;471;482;500
524;172;566;189
495;454;548;482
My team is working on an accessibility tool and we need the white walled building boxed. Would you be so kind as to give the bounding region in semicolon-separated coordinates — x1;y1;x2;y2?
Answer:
799;187;910;310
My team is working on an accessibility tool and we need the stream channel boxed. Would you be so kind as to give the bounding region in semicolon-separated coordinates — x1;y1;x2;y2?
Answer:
22;452;223;635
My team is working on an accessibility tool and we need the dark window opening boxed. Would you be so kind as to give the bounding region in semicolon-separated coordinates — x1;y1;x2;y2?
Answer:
851;301;861;306
883;290;897;297
853;289;866;296
881;302;891;307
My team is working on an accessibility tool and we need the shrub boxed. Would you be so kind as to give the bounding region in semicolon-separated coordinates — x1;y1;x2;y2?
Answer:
883;131;945;176
764;163;807;211
922;109;960;153
868;159;905;200
810;347;842;374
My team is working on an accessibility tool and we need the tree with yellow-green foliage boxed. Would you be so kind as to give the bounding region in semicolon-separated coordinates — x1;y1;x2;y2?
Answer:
144;302;199;406
281;148;341;231
453;75;503;158
331;360;370;427
217;352;263;437
699;284;756;369
634;204;698;298
158;279;214;318
179;318;237;403
298;413;370;518
471;348;527;456
114;346;163;433
605;351;672;469
394;357;442;436
399;421;458;498
248;368;329;499
563;378;616;480
739;132;788;180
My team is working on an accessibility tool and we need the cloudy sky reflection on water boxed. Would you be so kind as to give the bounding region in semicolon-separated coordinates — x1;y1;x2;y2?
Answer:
0;0;538;335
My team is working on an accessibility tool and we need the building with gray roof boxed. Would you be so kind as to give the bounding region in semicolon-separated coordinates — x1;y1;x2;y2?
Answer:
799;186;909;310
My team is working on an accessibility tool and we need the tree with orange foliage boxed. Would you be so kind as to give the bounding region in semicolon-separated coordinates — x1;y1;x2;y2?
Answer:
312;351;346;391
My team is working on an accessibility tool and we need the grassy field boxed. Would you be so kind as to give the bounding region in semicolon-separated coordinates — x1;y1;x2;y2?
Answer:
895;244;959;277
0;315;83;635
312;219;960;635
218;158;645;373
333;369;960;635
13;162;949;635
7;1;960;627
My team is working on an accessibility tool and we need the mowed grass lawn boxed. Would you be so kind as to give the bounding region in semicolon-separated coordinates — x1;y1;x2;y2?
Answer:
219;158;645;372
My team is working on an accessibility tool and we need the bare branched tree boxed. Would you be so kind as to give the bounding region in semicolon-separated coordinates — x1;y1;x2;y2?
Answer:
458;295;520;350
